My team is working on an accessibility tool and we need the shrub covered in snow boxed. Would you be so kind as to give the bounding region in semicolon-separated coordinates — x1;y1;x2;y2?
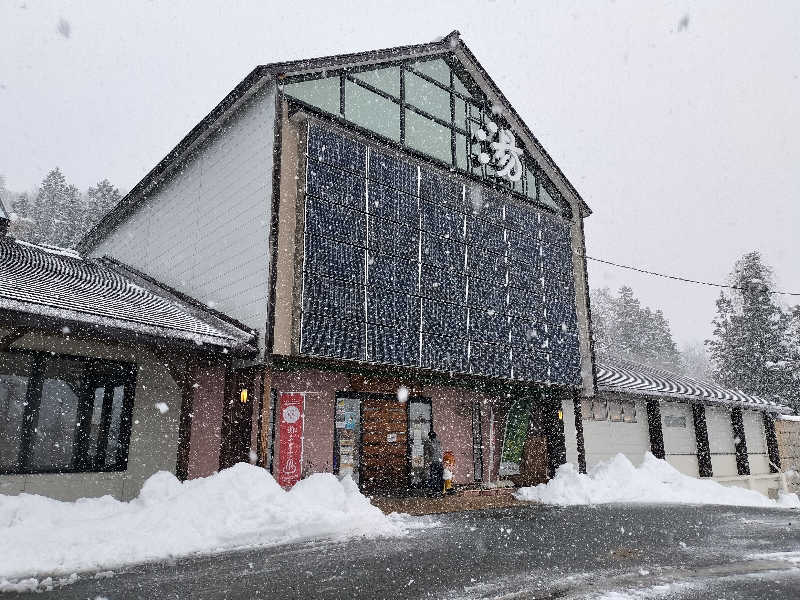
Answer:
515;453;800;508
0;464;411;582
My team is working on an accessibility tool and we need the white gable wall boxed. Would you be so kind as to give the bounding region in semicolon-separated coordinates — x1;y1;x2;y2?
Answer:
92;84;276;351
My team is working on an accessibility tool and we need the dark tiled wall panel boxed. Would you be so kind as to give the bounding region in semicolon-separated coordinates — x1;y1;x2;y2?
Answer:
300;123;581;385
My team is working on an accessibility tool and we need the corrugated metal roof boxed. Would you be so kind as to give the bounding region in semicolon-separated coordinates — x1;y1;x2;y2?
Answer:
0;236;257;354
596;357;792;414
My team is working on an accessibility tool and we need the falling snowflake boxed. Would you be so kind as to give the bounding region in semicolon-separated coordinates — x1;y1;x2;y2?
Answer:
154;402;169;414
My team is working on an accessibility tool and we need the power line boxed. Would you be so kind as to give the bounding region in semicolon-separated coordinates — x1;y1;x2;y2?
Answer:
585;255;800;297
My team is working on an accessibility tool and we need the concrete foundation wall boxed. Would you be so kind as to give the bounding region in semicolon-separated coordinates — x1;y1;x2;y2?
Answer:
0;333;184;501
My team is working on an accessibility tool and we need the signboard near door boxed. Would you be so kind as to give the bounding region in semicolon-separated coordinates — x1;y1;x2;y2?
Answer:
277;392;305;488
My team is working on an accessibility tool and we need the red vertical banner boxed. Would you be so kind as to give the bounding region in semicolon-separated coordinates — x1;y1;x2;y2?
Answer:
277;392;305;488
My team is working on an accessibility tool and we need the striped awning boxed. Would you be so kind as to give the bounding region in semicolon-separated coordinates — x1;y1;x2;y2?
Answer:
596;358;792;414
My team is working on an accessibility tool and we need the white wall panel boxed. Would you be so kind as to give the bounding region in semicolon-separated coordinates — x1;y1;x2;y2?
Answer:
706;407;735;454
661;401;696;455
582;398;651;469
563;398;579;467
743;409;770;474
92;84;276;350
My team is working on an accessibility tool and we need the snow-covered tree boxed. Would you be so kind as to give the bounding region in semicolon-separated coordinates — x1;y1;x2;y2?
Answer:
6;170;121;248
590;285;683;372
681;340;712;381
706;251;795;408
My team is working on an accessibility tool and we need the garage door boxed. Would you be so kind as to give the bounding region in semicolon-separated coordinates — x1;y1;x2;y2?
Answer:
660;402;698;476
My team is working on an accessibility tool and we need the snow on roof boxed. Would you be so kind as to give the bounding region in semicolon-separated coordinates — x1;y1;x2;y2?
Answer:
596;357;792;414
0;237;257;354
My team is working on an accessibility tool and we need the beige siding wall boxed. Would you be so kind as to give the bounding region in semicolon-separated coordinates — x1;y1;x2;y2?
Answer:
92;84;276;348
0;333;184;501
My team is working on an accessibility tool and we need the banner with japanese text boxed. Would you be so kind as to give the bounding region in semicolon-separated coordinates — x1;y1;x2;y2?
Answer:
277;392;305;488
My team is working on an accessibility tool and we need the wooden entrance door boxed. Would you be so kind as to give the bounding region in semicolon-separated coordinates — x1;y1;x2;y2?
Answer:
360;395;408;494
219;368;260;470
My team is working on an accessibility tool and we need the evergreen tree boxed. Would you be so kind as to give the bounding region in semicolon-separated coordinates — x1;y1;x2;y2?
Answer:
29;167;81;247
84;179;121;229
706;251;793;405
590;285;683;372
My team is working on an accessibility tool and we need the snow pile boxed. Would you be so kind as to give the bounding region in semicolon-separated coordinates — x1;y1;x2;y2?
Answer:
515;453;800;508
0;463;411;582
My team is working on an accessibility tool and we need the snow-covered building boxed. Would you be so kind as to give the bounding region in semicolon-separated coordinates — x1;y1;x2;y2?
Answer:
4;32;790;502
0;233;258;500
72;31;595;494
571;358;792;497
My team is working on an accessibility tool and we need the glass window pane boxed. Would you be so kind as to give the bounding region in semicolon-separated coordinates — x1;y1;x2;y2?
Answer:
283;76;341;115
406;110;452;164
105;385;126;468
344;80;400;141
29;357;86;471
540;181;560;211
85;386;105;466
623;401;637;423
405;72;452;122
592;399;608;421
455;133;468;171
412;59;451;86
352;67;400;97
581;399;593;421
453;73;472;97
525;165;537;200
0;352;32;471
455;98;467;129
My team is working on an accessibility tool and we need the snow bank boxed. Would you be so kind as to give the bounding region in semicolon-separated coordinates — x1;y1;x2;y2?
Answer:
0;463;411;582
515;453;800;508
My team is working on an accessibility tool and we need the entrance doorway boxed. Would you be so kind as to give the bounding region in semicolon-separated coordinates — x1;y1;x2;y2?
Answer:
500;391;549;486
360;395;408;494
219;367;261;470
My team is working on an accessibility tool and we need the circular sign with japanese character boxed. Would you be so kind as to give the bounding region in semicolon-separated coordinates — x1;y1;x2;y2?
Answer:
282;405;301;424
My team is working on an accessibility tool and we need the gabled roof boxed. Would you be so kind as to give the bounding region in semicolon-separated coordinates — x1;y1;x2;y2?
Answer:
78;31;590;253
596;357;792;414
0;236;258;356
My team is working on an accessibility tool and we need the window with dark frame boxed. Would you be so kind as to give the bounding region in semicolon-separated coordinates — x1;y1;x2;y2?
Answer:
280;55;571;218
0;350;136;475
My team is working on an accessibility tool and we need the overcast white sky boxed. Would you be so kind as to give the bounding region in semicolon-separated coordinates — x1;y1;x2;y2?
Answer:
1;1;798;348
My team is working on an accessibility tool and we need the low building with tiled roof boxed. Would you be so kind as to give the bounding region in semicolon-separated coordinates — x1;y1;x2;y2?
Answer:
0;226;261;500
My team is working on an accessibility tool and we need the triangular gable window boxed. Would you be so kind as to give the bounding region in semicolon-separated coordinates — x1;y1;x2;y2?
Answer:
281;55;570;216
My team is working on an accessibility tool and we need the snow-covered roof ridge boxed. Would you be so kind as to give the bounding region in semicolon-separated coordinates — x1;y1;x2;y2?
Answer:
0;236;257;355
596;356;792;414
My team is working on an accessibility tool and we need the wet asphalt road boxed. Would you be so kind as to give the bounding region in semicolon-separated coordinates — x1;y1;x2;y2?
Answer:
6;503;800;599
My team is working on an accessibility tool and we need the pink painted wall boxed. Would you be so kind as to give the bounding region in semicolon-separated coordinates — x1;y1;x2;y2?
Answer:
424;387;474;484
272;370;350;477
187;362;227;479
268;367;508;487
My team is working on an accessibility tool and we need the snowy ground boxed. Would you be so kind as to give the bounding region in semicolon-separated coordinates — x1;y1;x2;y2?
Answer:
2;503;797;599
0;464;416;589
515;453;800;508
